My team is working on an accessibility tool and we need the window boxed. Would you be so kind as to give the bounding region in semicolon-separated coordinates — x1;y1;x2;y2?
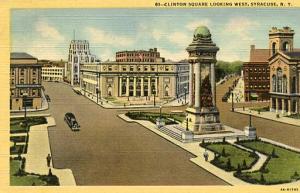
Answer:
276;68;283;93
108;66;112;71
130;66;134;71
272;75;276;92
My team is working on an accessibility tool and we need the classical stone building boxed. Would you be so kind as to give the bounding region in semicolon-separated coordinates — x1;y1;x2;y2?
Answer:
243;46;270;101
80;61;189;103
183;26;222;133
42;66;65;82
66;40;98;85
10;52;42;110
116;48;165;62
269;27;300;115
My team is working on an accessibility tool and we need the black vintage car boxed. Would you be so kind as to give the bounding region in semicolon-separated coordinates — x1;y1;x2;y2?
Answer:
45;95;51;102
64;112;80;131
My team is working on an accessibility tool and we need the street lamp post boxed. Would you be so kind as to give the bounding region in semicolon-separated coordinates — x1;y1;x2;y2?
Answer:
184;87;187;104
186;118;189;131
159;105;162;119
96;87;99;104
231;92;234;112
22;92;28;124
84;82;87;96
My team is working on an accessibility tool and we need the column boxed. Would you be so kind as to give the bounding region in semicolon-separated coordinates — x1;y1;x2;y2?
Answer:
148;76;151;97
282;99;285;114
126;76;129;96
188;63;194;107
288;100;291;115
210;63;216;106
133;76;137;97
270;98;273;111
155;76;158;97
119;77;122;96
275;98;279;113
141;77;144;97
194;63;201;109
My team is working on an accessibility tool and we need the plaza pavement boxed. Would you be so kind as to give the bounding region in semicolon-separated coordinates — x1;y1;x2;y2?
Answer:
10;115;76;185
119;113;300;186
234;107;300;127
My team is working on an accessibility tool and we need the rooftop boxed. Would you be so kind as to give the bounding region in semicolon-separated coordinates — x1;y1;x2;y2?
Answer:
10;52;37;59
249;48;270;63
284;51;300;60
193;26;211;39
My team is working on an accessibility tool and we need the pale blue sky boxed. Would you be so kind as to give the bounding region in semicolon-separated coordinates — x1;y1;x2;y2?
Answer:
11;8;300;62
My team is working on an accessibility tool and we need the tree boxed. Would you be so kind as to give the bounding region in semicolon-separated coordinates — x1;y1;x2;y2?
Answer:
226;158;232;170
260;173;266;183
243;159;247;168
222;147;226;156
236;163;241;175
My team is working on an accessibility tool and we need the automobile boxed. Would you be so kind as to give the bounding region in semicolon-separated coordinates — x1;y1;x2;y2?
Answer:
45;95;51;102
64;112;80;131
73;89;82;95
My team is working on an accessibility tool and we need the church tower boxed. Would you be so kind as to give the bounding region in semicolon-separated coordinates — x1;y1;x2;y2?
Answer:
269;27;294;56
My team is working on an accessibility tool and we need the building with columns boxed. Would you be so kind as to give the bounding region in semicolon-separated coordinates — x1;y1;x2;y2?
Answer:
116;48;165;62
269;27;300;115
10;52;42;110
80;61;189;103
183;26;222;133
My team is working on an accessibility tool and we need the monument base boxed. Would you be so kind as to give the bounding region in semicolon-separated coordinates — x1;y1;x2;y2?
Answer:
182;107;223;134
244;126;257;140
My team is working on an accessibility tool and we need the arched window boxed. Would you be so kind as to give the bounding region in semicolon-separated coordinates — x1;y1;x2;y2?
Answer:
272;42;277;55
283;42;289;51
276;68;283;93
282;75;287;93
272;75;276;92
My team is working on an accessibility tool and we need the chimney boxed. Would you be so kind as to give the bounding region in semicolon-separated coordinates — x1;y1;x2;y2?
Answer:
250;45;255;50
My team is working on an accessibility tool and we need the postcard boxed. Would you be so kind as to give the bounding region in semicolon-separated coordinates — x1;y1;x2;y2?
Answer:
1;0;300;193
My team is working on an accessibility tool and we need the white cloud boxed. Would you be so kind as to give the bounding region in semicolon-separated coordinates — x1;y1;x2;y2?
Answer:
186;19;211;31
35;19;65;42
86;27;134;47
167;32;190;46
152;29;164;41
158;47;188;61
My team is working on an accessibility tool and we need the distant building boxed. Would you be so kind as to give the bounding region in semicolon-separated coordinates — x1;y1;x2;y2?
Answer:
10;52;42;110
116;48;165;63
42;66;65;82
268;27;300;115
66;40;98;86
243;45;270;101
80;61;189;102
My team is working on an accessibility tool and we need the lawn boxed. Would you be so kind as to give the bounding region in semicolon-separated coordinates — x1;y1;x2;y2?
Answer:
203;142;258;171
249;106;269;112
10;116;47;133
237;140;300;184
125;111;186;125
10;144;28;155
10;158;59;186
285;114;300;119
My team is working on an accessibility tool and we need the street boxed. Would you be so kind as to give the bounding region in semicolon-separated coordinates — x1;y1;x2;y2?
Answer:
43;82;227;185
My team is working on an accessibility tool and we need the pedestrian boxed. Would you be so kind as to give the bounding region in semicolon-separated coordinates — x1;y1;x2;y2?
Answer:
46;154;51;167
203;150;209;161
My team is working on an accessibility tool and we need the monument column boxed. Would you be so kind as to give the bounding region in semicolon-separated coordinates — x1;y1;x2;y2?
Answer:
188;63;194;107
194;62;201;109
210;63;216;106
275;98;279;113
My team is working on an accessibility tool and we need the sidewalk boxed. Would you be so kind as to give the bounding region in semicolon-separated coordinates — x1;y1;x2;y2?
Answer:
235;107;300;127
24;116;76;186
227;77;245;103
80;89;188;109
118;113;300;186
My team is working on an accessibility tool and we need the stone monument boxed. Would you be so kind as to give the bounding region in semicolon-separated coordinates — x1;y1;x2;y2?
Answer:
182;26;223;133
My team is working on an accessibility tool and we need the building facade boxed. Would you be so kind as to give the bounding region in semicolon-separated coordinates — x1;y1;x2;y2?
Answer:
42;66;65;82
243;45;270;101
268;27;300;115
116;48;165;62
10;52;42;110
80;61;189;103
66;40;98;85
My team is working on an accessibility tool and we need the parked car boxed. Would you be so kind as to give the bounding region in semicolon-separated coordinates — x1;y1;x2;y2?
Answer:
45;95;51;102
64;112;80;131
73;89;81;95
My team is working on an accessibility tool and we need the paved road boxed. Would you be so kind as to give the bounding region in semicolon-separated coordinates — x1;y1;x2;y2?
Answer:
159;77;300;149
43;82;227;185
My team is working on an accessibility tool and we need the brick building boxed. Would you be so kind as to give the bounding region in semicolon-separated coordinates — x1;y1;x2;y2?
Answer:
116;48;165;63
243;45;270;101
